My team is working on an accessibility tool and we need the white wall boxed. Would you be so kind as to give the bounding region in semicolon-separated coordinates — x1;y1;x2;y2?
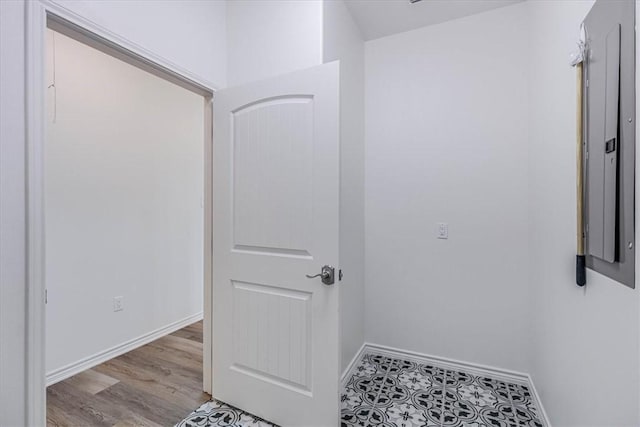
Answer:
364;4;531;373
528;1;640;426
45;30;205;375
0;1;225;420
322;0;366;374
52;0;227;88
226;0;323;87
3;1;638;425
0;1;28;425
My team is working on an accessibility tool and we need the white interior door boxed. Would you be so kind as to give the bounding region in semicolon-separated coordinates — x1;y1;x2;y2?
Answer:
212;62;340;426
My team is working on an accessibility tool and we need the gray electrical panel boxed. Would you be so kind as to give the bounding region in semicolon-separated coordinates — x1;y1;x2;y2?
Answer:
583;0;635;288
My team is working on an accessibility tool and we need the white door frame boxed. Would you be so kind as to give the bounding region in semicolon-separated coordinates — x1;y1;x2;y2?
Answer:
25;1;217;425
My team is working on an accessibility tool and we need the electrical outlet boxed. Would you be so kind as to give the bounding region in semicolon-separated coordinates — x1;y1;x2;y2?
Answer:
113;296;124;312
437;222;449;239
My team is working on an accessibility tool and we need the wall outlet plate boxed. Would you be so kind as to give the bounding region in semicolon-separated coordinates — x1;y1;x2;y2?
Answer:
437;222;448;239
113;296;124;312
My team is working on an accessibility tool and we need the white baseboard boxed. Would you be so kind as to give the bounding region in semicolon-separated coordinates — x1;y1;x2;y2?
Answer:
524;373;552;427
340;342;366;387
350;343;551;427
46;311;203;386
365;343;530;384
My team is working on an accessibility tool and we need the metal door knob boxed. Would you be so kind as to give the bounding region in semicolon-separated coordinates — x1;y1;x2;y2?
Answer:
306;265;335;285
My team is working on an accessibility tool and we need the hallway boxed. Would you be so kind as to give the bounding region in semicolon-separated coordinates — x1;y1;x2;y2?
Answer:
47;321;208;426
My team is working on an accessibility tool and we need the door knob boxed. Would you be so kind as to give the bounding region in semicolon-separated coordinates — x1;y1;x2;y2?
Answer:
306;265;335;285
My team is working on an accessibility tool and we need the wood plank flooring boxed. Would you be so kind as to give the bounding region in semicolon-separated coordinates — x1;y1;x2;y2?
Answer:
47;321;210;427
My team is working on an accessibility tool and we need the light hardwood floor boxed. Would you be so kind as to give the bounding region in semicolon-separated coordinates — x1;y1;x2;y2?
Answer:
47;321;210;427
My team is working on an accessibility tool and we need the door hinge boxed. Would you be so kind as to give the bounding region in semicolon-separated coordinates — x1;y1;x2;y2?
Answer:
45;289;48;304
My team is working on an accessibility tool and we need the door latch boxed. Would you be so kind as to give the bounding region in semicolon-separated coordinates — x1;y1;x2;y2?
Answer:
306;265;335;285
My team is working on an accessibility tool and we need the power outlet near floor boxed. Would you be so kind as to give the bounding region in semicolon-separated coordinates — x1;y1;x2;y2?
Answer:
437;222;449;239
113;296;124;312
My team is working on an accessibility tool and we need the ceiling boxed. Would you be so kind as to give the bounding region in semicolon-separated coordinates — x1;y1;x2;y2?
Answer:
344;0;524;41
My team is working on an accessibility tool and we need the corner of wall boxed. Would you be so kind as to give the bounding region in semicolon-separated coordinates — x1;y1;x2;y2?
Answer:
321;0;366;373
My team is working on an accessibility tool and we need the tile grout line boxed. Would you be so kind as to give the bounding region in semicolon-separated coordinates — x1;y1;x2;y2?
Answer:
504;383;515;427
356;353;387;421
439;369;449;427
508;383;517;426
371;356;392;414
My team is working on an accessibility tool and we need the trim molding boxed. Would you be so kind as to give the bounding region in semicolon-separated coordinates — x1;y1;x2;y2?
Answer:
525;372;551;427
359;343;552;427
46;312;203;386
340;342;366;387
365;343;529;384
26;2;48;424
44;0;220;91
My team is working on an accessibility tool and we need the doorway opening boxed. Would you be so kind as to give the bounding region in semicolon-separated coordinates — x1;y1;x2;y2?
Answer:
36;10;214;426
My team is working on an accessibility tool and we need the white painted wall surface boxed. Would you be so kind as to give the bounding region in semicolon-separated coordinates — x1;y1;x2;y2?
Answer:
1;0;224;418
0;1;28;425
226;0;323;87
45;30;204;375
51;0;227;88
322;0;366;374
527;1;640;425
364;4;530;373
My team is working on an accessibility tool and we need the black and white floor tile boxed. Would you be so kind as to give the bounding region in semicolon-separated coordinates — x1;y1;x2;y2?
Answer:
176;353;544;427
176;400;278;427
341;353;544;427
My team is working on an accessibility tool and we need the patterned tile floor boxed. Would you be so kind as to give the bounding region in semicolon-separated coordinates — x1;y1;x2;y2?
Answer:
342;353;544;427
176;353;544;427
176;400;277;427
